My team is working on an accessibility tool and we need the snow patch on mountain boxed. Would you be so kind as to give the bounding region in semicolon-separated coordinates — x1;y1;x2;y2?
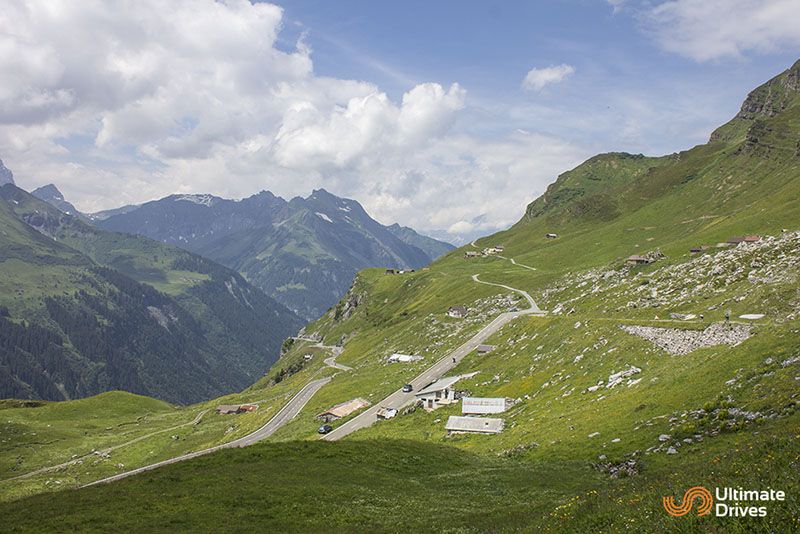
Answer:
175;194;216;206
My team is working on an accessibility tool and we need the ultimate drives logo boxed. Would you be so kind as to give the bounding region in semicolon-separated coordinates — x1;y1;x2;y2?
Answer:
663;486;787;517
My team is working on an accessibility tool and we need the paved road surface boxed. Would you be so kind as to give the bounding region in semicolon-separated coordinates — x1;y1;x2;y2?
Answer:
498;255;537;272
324;355;352;371
322;274;545;441
83;377;331;487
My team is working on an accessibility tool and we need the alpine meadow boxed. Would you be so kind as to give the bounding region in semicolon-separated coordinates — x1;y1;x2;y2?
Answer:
1;2;799;533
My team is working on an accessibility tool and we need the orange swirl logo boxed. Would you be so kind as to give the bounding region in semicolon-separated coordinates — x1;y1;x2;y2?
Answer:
663;486;714;517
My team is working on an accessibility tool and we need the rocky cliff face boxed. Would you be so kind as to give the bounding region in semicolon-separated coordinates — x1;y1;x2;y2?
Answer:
709;58;800;142
737;59;800;120
0;158;14;186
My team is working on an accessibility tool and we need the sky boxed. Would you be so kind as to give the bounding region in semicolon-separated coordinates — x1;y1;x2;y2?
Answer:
1;1;799;244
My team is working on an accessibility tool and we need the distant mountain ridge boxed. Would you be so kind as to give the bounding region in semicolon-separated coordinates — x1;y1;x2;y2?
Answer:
88;188;453;319
386;223;454;260
0;183;303;404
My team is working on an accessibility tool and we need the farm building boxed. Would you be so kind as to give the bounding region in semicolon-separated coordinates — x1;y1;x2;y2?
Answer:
376;407;398;420
476;344;495;355
448;306;468;319
727;236;760;245
461;397;509;414
545;233;558;239
626;255;650;265
416;376;462;410
445;416;504;434
388;353;423;363
317;398;371;423
385;269;397;275
215;404;257;415
464;251;479;258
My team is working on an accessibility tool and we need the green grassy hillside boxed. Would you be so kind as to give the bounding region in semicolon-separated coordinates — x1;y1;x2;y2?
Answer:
0;185;303;404
2;60;800;532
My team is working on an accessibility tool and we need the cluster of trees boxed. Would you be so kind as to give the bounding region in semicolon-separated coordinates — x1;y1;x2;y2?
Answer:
269;359;307;385
1;264;302;404
0;308;75;400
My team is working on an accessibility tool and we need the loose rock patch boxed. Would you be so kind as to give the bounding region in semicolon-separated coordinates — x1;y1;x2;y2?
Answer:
620;323;751;355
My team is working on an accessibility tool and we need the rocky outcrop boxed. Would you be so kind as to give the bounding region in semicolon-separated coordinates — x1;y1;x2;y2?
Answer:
330;279;364;321
621;323;751;356
736;59;800;121
606;365;642;388
0;158;13;186
709;59;800;143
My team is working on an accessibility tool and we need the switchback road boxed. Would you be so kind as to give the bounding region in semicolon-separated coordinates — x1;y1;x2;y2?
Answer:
322;274;544;441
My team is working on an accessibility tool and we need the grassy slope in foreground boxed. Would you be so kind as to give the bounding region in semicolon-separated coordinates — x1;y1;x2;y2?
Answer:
0;421;797;532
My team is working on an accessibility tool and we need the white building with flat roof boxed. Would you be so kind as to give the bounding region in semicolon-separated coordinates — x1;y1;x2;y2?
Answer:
461;397;508;415
445;416;504;434
415;376;462;410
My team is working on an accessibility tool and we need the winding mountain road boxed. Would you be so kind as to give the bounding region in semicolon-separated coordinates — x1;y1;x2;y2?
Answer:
322;274;545;441
83;376;331;487
76;268;539;483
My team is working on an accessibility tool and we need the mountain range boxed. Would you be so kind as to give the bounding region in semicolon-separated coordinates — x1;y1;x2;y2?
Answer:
0;184;303;404
75;189;452;320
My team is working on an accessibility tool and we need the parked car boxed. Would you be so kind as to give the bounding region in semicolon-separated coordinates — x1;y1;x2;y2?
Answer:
318;424;333;434
402;384;413;393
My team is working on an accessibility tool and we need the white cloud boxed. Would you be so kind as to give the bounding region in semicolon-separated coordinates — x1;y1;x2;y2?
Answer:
271;83;465;171
0;0;585;242
522;64;576;92
641;0;800;61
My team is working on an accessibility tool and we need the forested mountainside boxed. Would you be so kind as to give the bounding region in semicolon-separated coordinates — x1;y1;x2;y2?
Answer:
0;185;303;404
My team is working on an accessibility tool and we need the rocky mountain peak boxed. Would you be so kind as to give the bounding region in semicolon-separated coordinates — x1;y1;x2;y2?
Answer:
31;183;81;217
734;58;800;121
31;184;64;202
707;58;800;143
0;158;14;186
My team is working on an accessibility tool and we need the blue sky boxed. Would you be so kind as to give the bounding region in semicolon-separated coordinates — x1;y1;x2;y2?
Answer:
279;0;798;153
1;0;799;243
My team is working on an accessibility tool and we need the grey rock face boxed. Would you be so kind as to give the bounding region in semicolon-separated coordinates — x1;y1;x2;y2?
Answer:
0;158;14;186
